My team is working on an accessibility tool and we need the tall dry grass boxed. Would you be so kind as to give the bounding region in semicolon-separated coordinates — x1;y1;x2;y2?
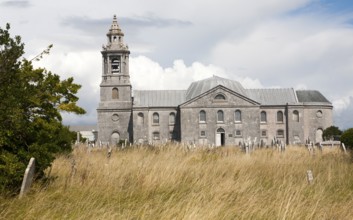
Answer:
1;145;353;220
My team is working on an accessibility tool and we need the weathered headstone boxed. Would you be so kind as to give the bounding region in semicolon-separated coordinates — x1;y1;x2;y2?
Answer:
342;143;347;154
107;147;112;158
77;131;80;143
307;170;314;184
307;142;314;156
280;143;286;153
70;158;76;178
245;145;250;154
19;157;35;198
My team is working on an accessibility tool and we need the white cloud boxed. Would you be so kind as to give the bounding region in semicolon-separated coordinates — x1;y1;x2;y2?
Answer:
332;95;353;129
210;15;353;99
130;55;262;90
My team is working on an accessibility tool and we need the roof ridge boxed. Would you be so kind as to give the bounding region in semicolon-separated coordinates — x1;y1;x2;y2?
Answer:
134;89;186;91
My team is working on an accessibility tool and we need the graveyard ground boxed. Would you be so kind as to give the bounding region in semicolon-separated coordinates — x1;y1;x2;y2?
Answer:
1;145;353;219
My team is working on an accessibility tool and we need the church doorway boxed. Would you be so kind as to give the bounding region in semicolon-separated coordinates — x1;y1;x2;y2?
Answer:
216;128;225;146
315;128;323;143
111;132;120;145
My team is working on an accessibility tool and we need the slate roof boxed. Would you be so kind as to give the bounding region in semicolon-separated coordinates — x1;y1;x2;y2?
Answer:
247;88;297;105
134;90;186;107
185;75;247;100
132;76;331;107
296;90;331;103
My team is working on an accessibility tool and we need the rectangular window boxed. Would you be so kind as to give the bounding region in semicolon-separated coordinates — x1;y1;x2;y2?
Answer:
261;130;267;137
235;130;242;136
200;131;206;137
153;132;160;140
277;130;284;138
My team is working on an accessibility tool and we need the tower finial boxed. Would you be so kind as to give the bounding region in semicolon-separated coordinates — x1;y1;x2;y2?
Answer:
107;14;124;37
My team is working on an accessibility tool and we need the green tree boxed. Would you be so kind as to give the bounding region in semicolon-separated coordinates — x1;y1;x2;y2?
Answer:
0;24;85;194
322;126;342;141
340;128;353;150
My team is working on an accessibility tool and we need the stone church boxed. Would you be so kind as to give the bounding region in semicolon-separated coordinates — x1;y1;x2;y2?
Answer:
97;16;333;146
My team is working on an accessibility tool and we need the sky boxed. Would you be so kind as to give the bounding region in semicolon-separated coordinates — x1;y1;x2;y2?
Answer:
1;0;353;129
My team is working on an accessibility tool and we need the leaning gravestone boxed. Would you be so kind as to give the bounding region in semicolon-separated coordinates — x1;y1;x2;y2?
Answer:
19;157;35;198
342;143;347;154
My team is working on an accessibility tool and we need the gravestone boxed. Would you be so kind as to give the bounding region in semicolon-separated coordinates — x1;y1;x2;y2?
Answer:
77;131;80;143
107;147;112;158
19;157;35;198
307;170;314;184
245;145;250;154
342;143;347;154
71;158;76;178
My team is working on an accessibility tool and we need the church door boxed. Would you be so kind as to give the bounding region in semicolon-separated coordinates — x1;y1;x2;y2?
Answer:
216;133;221;146
315;129;323;143
216;128;225;146
111;132;120;145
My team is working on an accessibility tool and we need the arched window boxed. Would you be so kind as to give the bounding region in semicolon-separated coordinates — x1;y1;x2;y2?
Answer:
235;110;242;122
199;110;206;122
215;94;226;100
112;88;119;99
152;112;159;124
293;110;299;122
217;128;225;133
277;111;284;123
260;111;267;122
111;132;120;144
316;128;323;143
217;110;224;122
111;57;120;73
169;112;175;124
137;112;144;125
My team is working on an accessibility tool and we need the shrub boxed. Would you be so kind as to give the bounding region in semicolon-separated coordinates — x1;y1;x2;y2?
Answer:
340;128;353;149
323;126;342;141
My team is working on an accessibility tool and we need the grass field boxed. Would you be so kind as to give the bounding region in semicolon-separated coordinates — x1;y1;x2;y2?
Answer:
1;145;353;220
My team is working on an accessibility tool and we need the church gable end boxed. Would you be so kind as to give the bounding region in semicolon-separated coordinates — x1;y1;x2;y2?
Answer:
180;85;259;108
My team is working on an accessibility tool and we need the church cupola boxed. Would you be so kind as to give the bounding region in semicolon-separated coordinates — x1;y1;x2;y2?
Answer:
101;15;130;78
104;15;129;51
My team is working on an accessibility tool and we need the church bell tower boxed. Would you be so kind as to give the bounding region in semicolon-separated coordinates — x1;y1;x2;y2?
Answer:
97;15;132;144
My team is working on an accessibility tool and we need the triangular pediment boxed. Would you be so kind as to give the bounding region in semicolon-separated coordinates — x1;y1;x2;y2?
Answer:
180;85;260;108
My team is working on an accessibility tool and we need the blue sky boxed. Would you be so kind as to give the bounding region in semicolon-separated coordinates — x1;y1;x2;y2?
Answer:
1;0;353;129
